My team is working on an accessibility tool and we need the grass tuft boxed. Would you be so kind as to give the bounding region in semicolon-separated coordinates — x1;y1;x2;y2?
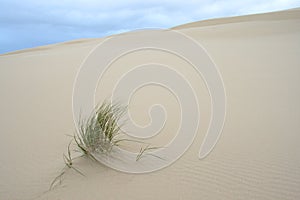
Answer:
50;101;162;190
74;101;126;157
50;101;125;190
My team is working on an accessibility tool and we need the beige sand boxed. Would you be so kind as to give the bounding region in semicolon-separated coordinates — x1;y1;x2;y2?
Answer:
1;9;300;200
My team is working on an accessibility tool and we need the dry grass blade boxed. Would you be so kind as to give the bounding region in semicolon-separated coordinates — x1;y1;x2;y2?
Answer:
136;145;165;161
50;170;65;190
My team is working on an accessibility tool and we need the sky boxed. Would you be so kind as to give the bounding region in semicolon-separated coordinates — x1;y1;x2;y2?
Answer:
0;0;299;54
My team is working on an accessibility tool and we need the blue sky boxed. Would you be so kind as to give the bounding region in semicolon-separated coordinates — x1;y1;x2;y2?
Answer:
0;0;299;54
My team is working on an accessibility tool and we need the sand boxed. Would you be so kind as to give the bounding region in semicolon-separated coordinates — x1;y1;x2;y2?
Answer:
1;9;300;200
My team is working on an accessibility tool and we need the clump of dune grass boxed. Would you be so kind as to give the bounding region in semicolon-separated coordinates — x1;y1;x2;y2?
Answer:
50;102;125;189
50;101;162;190
74;102;126;160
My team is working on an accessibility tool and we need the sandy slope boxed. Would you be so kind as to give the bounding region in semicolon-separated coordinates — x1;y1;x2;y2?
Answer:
1;9;300;200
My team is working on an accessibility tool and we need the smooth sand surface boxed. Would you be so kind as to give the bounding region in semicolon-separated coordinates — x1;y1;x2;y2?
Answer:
1;9;300;199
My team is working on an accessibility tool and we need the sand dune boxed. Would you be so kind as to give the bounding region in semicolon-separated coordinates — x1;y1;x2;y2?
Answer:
1;9;300;200
172;8;300;29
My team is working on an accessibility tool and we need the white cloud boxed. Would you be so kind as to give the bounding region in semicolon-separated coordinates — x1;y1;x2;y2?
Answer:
0;0;299;53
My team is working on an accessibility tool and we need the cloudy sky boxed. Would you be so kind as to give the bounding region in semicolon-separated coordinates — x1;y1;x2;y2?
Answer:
0;0;299;54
